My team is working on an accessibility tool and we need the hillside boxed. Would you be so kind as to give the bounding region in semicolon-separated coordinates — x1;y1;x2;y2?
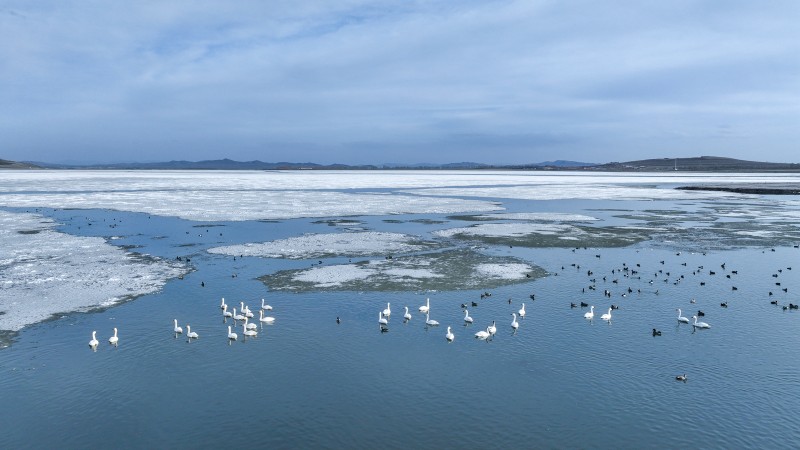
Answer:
0;159;41;169
596;156;800;172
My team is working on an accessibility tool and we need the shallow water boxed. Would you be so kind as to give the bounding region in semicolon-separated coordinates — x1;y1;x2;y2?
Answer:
1;171;800;449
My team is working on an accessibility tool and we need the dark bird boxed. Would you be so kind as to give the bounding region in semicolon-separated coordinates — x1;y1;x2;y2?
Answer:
652;328;662;336
697;310;705;316
721;302;728;307
336;316;341;324
676;374;687;381
580;302;589;307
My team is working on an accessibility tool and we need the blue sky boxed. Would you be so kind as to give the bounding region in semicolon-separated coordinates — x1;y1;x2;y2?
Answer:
1;1;798;165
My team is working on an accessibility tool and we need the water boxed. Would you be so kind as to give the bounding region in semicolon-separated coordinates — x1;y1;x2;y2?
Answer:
1;171;800;448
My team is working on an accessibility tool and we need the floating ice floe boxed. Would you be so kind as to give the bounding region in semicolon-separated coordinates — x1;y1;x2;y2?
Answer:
0;210;187;333
208;231;437;259
469;212;599;222
260;249;545;292
434;222;648;248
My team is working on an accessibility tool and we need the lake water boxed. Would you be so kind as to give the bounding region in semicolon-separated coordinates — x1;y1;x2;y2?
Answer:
1;171;799;448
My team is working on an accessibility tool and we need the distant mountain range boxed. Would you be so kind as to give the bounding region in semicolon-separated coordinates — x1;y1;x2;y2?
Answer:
3;156;799;172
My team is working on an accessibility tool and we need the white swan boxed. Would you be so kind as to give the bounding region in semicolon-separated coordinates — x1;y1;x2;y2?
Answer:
446;326;454;342
227;325;237;341
233;308;245;321
173;319;183;334
261;298;273;311
403;306;412;321
379;312;388;325
89;331;99;348
109;327;119;346
601;308;612;321
584;306;594;319
419;298;430;313
464;309;473;323
259;310;275;324
383;302;391;317
243;323;257;337
475;327;490;339
241;302;254;318
187;325;199;339
245;317;257;330
488;321;497;335
220;297;227;310
518;303;526;319
677;308;690;323
425;314;439;326
223;304;233;318
511;313;519;330
692;315;710;328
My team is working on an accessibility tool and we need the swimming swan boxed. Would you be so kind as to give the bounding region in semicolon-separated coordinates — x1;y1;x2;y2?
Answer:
233;308;245;321
383;303;391;317
419;298;430;313
223;304;233;318
475;327;491;339
243;323;257;337
464;309;473;323
426;314;439;326
518;303;526;318
511;313;519;330
677;308;690;323
261;298;273;311
488;321;497;335
173;319;183;334
584;306;594;319
403;306;412;321
245;317;257;330
601;308;612;321
259;310;275;324
692;316;710;329
109;327;119;346
227;325;237;341
220;297;227;310
187;325;199;339
89;331;99;348
446;326;455;342
379;312;388;326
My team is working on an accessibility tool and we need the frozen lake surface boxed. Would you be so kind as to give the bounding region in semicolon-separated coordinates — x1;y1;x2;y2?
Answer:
1;170;799;448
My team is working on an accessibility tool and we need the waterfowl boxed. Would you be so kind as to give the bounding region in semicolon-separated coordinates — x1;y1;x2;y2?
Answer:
652;328;662;336
464;309;473;324
580;302;589;307
518;303;526;319
89;331;99;348
697;310;705;316
487;321;497;335
227;326;237;341
676;374;687;381
475;327;491;340
511;313;519;330
584;306;594;319
600;308;612;321
720;302;728;308
233;308;245;322
109;327;119;346
223;305;233;318
425;314;439;326
259;310;275;324
245;317;257;330
677;309;689;323
261;298;273;311
419;298;430;313
187;325;199;339
220;297;227;310
383;303;391;317
403;306;412;321
173;319;183;334
243;323;257;337
445;326;455;342
692;316;710;328
379;312;388;326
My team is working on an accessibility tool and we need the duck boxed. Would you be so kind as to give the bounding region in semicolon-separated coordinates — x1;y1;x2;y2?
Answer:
580;301;589;307
261;298;273;311
425;314;439;326
584;306;594;319
187;325;199;339
600;308;612;321
652;328;662;336
692;315;710;328
720;301;728;308
383;302;391;317
403;306;412;321
697;310;705;317
108;328;118;346
475;327;491;340
445;326;455;342
89;331;99;348
419;298;430;313
463;309;473;324
379;312;388;326
173;319;183;334
518;303;526;319
488;321;497;336
227;325;237;341
676;374;687;381
511;313;519;330
259;310;275;324
676;309;689;323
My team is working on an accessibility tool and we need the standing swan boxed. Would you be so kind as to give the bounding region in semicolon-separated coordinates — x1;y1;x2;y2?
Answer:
227;325;237;341
584;306;595;319
173;319;183;334
259;310;275;324
692;315;710;328
677;309;690;323
488;321;497;336
419;298;430;313
187;325;199;339
601;308;612;321
511;313;519;330
403;306;412;321
425;314;439;326
89;331;99;349
446;326;454;342
464;309;473;324
261;298;273;311
109;327;119;346
518;303;526;319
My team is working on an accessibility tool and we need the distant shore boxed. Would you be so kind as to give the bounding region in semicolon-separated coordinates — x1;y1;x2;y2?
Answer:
677;183;800;195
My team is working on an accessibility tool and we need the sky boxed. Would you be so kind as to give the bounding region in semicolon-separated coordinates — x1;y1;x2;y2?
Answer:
1;0;798;165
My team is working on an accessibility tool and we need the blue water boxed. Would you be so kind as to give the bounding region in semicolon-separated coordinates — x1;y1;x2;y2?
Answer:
2;198;800;449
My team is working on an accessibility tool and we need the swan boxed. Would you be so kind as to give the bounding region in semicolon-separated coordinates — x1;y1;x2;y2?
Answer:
511;313;519;330
584;306;594;319
464;309;473;323
379;312;388;326
242;302;254;318
89;331;99;348
425;314;439;326
475;327;490;339
245;317;257;330
518;303;526;319
223;304;233;318
488;321;497;336
220;297;227;310
403;306;412;321
677;308;690;323
261;298;273;311
233;308;245;321
419;298;430;313
259;310;275;324
109;327;119;346
187;325;199;339
227;325;237;341
692;316;710;328
383;302;391;317
445;326;454;342
173;319;183;334
601;308;612;321
243;323;257;337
